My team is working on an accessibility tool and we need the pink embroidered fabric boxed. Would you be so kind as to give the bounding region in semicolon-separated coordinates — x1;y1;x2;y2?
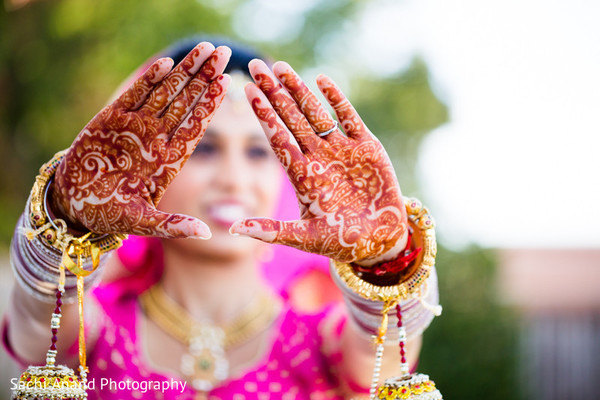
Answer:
87;283;352;399
1;231;362;399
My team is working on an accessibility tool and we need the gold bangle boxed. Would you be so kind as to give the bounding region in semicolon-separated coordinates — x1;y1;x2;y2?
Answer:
27;149;126;255
12;151;125;396
332;197;437;302
23;149;128;378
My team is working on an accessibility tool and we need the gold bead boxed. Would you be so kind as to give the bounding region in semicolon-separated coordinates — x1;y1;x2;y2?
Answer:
405;197;422;215
41;229;57;246
30;210;46;227
418;214;435;230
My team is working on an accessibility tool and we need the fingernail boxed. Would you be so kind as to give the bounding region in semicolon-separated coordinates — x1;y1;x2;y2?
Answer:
229;220;244;236
219;46;232;57
190;219;211;239
188;231;212;240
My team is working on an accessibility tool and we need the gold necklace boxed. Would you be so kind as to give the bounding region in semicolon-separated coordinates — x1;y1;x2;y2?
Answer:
140;284;279;392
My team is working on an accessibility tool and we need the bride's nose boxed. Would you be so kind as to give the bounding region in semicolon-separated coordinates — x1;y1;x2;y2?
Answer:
213;141;252;193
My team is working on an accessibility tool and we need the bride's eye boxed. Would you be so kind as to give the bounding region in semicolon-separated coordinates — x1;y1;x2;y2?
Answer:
246;145;270;160
193;142;218;158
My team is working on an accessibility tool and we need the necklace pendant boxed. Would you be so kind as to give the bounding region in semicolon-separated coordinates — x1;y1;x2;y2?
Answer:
181;326;228;392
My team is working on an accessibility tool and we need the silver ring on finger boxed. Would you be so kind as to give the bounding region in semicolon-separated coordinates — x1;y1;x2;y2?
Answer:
316;120;338;137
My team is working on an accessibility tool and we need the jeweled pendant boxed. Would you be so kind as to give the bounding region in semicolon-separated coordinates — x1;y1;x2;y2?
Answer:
181;326;229;392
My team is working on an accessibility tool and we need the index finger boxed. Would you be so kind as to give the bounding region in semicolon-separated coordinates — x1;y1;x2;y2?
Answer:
114;57;174;110
244;82;307;172
249;59;323;154
161;46;232;135
139;42;216;117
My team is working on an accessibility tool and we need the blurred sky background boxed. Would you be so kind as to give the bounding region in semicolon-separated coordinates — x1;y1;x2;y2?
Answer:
232;0;600;249
410;0;600;249
334;0;599;250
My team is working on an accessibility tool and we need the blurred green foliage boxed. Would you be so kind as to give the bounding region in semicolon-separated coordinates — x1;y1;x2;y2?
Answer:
0;1;518;398
420;245;520;399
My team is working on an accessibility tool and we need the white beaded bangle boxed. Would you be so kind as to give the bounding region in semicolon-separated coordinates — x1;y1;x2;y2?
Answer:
331;261;440;342
11;204;108;303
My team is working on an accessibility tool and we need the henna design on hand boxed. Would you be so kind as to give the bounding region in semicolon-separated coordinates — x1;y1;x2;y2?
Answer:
51;43;232;239
230;60;408;266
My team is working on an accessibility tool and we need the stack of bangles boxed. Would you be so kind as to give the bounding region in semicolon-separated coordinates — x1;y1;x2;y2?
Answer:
331;197;442;343
11;150;126;303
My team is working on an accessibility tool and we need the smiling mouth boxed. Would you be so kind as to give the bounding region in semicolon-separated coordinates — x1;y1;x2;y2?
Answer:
208;204;247;228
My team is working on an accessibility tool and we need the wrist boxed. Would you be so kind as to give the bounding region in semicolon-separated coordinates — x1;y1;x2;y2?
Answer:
330;195;438;303
47;180;88;235
352;233;407;268
17;150;127;300
351;198;434;287
330;195;440;340
352;230;421;286
12;207;104;303
332;261;440;342
28;150;126;252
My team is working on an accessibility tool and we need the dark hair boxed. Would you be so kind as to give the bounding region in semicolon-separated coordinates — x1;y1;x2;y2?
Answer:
160;36;264;78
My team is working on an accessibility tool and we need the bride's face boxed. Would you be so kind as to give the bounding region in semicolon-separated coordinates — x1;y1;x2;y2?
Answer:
157;86;283;260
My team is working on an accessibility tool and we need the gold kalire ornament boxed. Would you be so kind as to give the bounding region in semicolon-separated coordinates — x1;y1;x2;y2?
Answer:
334;197;443;400
13;151;125;400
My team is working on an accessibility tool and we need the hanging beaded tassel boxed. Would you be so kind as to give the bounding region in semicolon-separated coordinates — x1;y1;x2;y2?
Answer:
12;150;125;400
369;300;393;399
397;304;409;377
12;267;87;400
373;302;443;400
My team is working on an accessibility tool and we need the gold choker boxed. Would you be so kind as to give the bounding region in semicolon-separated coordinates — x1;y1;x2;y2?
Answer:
140;284;279;392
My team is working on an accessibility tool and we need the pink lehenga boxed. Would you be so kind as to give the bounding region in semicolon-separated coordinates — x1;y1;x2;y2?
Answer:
86;281;353;399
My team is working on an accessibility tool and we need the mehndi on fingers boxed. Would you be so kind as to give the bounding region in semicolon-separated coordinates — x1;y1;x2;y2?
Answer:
51;44;230;239
234;62;408;265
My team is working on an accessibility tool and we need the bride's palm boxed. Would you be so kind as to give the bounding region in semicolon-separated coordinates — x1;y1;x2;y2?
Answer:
51;43;231;239
231;60;408;265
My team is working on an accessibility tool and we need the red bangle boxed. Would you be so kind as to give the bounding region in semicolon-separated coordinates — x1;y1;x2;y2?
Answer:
351;230;422;277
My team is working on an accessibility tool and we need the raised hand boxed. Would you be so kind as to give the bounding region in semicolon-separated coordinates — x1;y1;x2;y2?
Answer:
51;43;231;239
230;60;408;266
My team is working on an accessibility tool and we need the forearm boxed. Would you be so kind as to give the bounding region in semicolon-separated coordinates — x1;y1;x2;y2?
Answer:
7;278;78;366
8;214;78;365
333;263;440;394
6;206;106;366
336;267;440;342
340;319;422;393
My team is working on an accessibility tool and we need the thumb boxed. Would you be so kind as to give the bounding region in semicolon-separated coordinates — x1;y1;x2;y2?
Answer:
230;218;313;249
132;199;211;239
